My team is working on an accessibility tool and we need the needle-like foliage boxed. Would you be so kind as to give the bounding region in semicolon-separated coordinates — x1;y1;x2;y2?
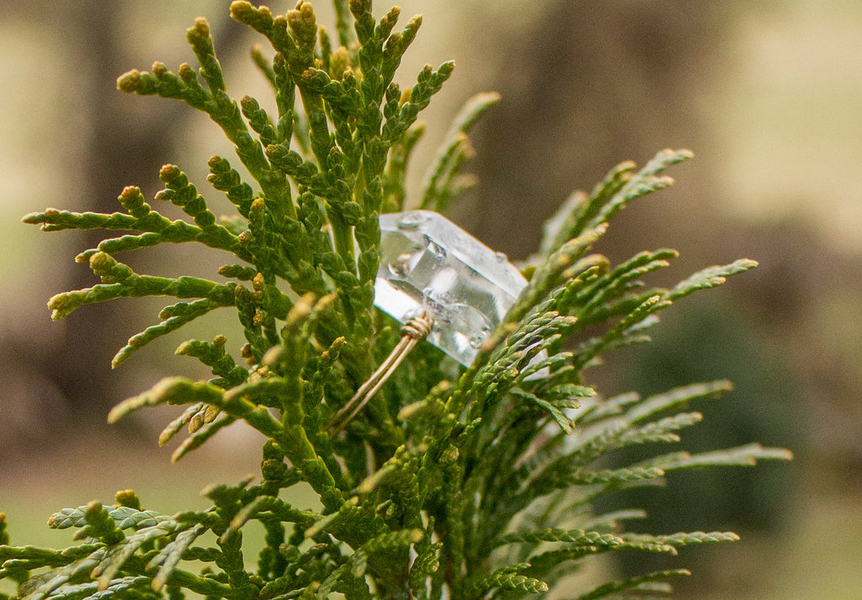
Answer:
4;2;790;600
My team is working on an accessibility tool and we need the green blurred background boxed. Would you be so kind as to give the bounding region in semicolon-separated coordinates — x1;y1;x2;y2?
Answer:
2;1;861;598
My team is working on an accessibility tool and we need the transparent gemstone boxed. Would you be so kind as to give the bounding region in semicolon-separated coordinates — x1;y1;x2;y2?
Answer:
375;210;527;366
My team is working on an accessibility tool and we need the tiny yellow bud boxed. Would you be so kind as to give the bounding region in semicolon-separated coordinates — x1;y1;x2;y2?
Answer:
116;69;141;92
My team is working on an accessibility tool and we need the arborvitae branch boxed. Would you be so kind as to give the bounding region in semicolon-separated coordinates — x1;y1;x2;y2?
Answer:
420;92;499;211
7;4;791;600
573;569;690;600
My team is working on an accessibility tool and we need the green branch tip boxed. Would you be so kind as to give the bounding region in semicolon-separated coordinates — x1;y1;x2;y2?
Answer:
187;17;211;42
116;69;141;92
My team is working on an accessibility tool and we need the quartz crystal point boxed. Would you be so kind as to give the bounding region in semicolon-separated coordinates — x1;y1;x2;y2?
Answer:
374;210;527;366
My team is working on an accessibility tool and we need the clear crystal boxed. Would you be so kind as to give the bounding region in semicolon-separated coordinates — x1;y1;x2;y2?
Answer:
375;210;527;366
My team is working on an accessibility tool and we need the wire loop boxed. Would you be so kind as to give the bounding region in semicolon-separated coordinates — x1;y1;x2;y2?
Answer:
327;311;434;435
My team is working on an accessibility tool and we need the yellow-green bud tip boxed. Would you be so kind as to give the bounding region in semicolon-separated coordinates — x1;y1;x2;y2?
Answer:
178;63;195;81
115;489;141;509
441;445;459;464
89;251;116;273
116;69;141;93
120;186;141;201
298;1;315;18
241;95;258;111
188;17;211;41
159;164;181;181
229;1;256;23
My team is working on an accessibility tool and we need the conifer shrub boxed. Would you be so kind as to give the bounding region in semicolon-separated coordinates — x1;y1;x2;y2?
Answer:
2;2;791;599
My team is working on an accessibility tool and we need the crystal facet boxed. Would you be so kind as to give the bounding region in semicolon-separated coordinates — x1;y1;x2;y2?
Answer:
375;210;527;366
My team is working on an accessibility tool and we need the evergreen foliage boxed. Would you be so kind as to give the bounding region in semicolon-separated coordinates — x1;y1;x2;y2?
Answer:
4;2;790;599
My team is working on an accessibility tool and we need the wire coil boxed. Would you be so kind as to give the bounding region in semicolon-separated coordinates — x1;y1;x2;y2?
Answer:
327;311;434;435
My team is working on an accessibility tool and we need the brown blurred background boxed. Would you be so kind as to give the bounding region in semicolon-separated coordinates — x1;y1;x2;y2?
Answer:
2;1;861;599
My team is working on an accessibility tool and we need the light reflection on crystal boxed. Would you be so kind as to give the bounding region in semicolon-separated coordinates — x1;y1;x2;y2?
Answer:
375;210;527;366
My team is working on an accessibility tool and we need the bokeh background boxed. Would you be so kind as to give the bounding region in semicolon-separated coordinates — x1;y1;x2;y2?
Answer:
2;1;861;598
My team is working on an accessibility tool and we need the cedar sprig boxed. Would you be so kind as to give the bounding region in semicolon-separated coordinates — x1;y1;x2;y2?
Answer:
4;3;793;600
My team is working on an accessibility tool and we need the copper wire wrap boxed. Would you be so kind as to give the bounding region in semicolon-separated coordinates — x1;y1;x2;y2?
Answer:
327;311;434;435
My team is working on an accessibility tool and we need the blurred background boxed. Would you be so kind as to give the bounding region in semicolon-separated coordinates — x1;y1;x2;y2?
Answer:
1;1;861;598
